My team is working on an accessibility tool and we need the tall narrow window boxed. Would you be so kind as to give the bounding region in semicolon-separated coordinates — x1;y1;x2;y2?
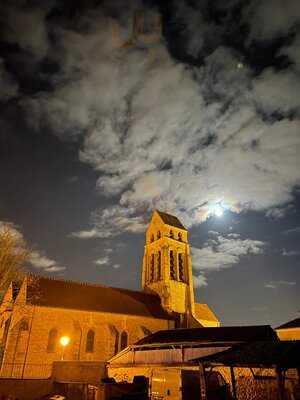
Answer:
157;251;162;280
170;250;176;280
157;231;161;239
178;232;182;242
47;328;57;352
150;234;154;242
20;320;29;331
178;253;184;282
86;329;95;353
114;330;119;355
120;331;128;350
150;254;155;282
170;230;174;239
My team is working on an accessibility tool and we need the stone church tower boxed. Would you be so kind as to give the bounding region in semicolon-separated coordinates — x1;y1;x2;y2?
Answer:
142;210;202;328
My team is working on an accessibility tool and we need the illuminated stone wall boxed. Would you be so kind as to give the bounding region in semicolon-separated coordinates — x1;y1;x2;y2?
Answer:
0;303;172;379
276;328;300;340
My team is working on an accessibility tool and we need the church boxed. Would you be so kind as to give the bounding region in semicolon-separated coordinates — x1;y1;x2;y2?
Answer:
0;210;219;379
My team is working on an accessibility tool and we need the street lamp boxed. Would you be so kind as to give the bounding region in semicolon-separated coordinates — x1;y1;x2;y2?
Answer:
59;336;70;360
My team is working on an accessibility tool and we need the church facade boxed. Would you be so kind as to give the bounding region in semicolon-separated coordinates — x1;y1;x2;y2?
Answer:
0;211;219;379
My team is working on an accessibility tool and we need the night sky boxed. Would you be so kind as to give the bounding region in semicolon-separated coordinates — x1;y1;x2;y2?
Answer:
1;0;299;327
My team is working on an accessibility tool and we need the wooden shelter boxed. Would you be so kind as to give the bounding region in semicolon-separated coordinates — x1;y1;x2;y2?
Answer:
193;340;300;400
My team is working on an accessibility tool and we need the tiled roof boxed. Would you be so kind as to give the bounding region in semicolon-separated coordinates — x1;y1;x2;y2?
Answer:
136;325;278;345
195;303;219;322
156;210;187;230
193;340;300;369
26;276;173;320
276;317;300;330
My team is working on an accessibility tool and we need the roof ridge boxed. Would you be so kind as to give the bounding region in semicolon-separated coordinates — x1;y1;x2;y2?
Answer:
26;273;157;297
275;317;300;330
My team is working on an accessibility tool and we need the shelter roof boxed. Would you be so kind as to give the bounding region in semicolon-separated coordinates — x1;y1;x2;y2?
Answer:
25;276;173;319
276;317;300;330
136;325;278;345
193;340;300;369
156;210;187;230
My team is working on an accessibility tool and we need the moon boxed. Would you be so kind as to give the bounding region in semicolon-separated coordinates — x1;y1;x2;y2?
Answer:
211;204;224;217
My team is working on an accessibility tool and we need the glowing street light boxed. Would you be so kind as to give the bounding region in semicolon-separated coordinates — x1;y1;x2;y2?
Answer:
60;336;70;360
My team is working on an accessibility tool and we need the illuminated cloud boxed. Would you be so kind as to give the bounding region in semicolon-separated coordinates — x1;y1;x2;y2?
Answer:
265;206;294;220
193;273;208;288
94;256;110;266
283;226;300;235
191;234;265;272
3;1;300;236
282;249;300;257
0;221;66;273
264;280;296;289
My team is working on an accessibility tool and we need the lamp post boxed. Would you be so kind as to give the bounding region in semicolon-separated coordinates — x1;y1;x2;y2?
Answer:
59;336;70;361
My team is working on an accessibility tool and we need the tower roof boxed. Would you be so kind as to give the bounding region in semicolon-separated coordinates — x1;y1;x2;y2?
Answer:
155;210;187;230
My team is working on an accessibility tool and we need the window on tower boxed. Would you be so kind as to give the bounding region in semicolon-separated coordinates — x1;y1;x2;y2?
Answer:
157;251;162;280
170;250;176;280
150;234;154;242
170;230;174;239
178;253;184;282
150;254;155;282
157;231;161;239
178;232;182;242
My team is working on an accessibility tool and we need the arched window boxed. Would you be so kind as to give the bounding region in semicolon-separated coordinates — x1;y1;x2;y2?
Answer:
150;234;154;242
47;328;57;352
114;330;120;355
157;231;161;239
150;254;155;282
157;251;162;280
178;232;182;242
120;331;128;350
20;320;29;331
170;230;174;239
178;253;184;282
170;250;176;280
86;329;95;353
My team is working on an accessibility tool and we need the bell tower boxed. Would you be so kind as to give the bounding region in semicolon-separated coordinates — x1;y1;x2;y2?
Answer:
142;210;196;324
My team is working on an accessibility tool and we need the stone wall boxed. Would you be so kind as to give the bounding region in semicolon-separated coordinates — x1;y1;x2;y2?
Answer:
1;304;171;379
0;378;53;399
52;361;106;384
276;328;300;340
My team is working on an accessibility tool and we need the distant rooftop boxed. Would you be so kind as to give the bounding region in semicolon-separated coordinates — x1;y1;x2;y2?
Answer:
156;210;187;230
276;317;300;330
136;325;278;345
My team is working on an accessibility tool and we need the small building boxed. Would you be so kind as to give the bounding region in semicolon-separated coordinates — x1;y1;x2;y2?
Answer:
276;317;300;341
194;340;300;400
107;325;278;383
